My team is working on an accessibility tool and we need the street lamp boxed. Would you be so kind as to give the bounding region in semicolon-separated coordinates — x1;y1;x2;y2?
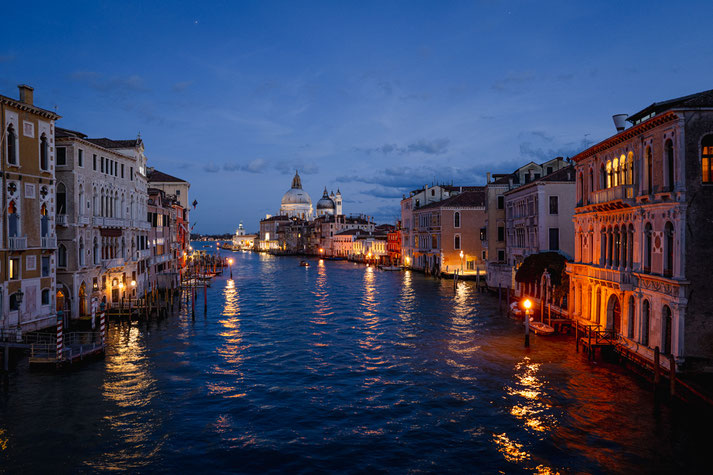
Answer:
228;258;233;279
523;298;532;348
459;250;464;273
130;280;136;317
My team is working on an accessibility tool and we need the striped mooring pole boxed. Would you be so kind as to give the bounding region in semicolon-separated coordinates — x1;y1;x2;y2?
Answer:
100;312;106;345
56;310;64;361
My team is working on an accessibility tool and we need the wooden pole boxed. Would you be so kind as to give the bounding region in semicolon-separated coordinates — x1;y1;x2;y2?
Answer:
524;309;530;348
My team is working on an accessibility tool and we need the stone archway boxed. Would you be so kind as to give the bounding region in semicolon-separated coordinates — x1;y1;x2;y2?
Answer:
607;294;621;335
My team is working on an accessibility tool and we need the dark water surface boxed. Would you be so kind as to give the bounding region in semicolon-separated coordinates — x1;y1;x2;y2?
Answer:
0;244;709;473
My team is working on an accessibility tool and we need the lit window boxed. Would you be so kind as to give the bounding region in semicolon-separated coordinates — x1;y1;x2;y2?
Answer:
702;135;713;183
9;257;20;279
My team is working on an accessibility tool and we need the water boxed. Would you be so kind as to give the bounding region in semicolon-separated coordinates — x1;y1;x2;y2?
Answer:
0;243;709;473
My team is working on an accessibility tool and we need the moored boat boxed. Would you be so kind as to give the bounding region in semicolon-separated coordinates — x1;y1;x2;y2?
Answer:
525;318;555;335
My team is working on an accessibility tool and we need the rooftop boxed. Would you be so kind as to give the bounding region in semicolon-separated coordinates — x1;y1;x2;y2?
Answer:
147;168;189;184
417;189;486;210
628;88;713;125
85;137;142;149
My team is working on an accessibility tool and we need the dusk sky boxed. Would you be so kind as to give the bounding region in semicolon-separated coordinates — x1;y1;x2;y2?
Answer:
2;1;711;234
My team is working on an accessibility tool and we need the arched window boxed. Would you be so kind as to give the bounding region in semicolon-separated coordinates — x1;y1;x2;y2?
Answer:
627;152;634;186
454;211;460;228
78;185;84;216
702;135;713;183
588;168;594;196
627;296;635;339
9;292;20;311
612;157;619;187
58;244;67;267
8;200;19;237
454;234;461;250
662;305;673;355
6;124;17;165
619;154;626;186
665;139;674;191
613;226;620;268
40;133;49;170
645;146;653;193
57;183;67;215
600;163;606;190
641;300;650;346
93;237;100;265
79;237;85;266
664;222;674;277
40;203;49;238
600;227;607;266
644;223;652;273
606;160;612;188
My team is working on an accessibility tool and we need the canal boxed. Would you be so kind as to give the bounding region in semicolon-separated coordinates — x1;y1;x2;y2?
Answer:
0;244;709;473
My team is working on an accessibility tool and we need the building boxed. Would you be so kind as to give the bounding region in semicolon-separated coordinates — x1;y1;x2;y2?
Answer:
567;89;713;371
484;158;569;288
311;214;374;256
258;215;291;251
147;188;180;291
232;222;256;250
387;224;402;265
410;189;486;275
54;127;150;319
147;168;190;269
400;184;483;270
488;166;576;291
1;85;61;334
280;171;313;220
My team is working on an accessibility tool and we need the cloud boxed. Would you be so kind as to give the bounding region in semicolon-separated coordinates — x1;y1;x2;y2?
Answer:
203;162;220;173
356;138;450;156
360;186;408;199
274;159;318;175
70;71;147;95
172;80;193;92
517;130;586;161
223;158;269;173
492;71;536;92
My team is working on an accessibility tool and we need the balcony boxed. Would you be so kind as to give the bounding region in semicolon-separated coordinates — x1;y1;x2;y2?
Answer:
102;258;124;269
138;249;151;259
584;185;635;211
79;216;91;225
8;236;27;250
41;236;57;249
133;219;151;230
567;262;634;291
56;214;68;226
93;217;104;226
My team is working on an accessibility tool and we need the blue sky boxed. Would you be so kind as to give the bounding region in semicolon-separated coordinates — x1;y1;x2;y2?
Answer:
2;1;712;233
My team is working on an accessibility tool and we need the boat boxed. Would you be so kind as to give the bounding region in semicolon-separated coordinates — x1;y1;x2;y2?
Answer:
379;265;401;271
509;301;523;316
299;260;310;267
525;317;555;335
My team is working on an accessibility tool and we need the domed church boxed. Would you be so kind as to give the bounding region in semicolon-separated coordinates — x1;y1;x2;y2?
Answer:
280;171;313;219
278;171;342;220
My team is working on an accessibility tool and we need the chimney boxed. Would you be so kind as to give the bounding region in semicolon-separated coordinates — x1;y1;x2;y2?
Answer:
613;114;628;133
487;172;491;183
18;84;34;105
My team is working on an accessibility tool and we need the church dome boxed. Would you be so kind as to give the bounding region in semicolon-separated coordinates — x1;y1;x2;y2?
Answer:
281;171;312;206
316;187;335;210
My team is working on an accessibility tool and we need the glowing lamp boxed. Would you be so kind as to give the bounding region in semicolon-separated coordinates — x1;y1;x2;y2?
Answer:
523;299;532;310
131;280;136;287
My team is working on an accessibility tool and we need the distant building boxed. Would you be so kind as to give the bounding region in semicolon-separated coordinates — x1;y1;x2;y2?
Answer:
232;222;256;250
387;224;402;266
567;89;713;371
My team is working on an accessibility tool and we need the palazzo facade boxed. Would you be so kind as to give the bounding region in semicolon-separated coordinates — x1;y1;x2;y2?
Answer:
567;89;713;371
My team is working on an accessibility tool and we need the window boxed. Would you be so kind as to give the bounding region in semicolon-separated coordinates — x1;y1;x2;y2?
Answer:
6;124;17;165
26;255;36;271
549;196;558;215
431;189;435;196
645;146;653;193
497;226;505;242
665;139;674;191
454;234;461;250
662;305;672;355
78;149;84;167
498;250;505;262
79;238;85;266
549;228;559;251
93;154;97;170
57;183;67;215
8;200;19;237
644;222;652;273
57;145;67;166
497;195;504;209
664;222;674;277
41;256;50;277
641;300;650;346
702;135;713;183
479;227;486;241
121;163;124;178
547;166;553;175
176;189;181;196
454;211;460;228
9;293;20;311
101;157;105;173
58;244;67;267
40;134;50;170
130;167;134;180
9;257;20;280
627;296;635;339
41;289;50;306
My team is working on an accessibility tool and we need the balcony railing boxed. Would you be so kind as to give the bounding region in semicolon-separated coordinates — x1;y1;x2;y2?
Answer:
79;216;91;225
138;249;151;259
102;258;124;269
9;236;27;250
589;184;635;207
56;214;68;226
93;217;104;226
41;236;57;249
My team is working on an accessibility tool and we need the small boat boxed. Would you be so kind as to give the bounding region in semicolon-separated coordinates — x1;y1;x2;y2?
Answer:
525;318;555;336
380;266;401;271
299;260;310;267
510;302;523;316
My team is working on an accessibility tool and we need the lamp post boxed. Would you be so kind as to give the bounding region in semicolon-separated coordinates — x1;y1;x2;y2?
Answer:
523;298;532;348
459;250;464;273
130;280;136;318
228;258;233;279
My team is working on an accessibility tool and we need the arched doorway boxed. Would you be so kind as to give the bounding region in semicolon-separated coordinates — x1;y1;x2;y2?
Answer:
79;282;87;317
607;294;621;334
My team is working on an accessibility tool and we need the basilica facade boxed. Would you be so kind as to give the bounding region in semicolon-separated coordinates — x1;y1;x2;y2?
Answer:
278;171;342;220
